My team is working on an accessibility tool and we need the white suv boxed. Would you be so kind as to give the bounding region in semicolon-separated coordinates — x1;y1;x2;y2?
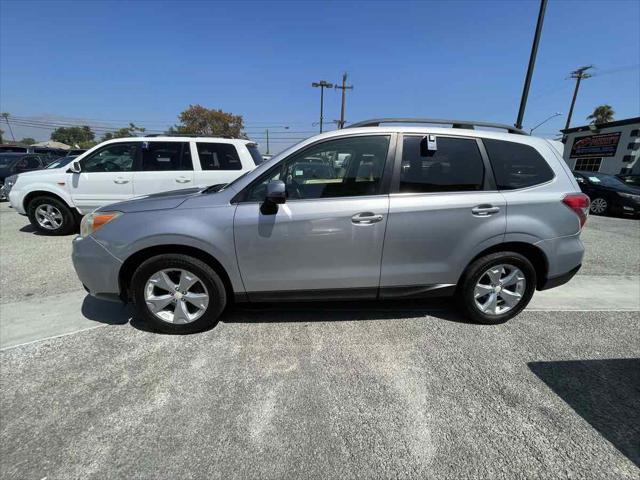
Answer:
8;136;262;234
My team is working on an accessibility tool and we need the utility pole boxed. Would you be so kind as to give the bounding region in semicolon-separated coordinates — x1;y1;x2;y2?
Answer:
312;80;334;133
515;0;547;130
265;129;270;155
564;65;593;131
335;72;353;129
1;113;15;142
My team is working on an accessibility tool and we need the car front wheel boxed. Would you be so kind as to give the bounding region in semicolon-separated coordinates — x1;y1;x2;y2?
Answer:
131;254;227;334
27;196;77;235
458;252;536;325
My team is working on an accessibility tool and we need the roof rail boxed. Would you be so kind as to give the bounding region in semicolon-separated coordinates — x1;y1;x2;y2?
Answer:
346;118;528;135
144;133;241;139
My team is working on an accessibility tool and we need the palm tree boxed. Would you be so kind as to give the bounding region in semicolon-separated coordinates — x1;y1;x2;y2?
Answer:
586;105;615;125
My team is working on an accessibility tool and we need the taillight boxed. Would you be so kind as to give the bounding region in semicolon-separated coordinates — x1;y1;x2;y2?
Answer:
562;193;590;228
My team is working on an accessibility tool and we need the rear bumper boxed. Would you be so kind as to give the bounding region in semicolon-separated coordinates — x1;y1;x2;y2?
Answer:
539;264;581;291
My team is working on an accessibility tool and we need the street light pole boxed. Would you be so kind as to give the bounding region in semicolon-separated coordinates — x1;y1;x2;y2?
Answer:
312;80;334;133
529;112;563;134
564;66;593;131
515;0;548;130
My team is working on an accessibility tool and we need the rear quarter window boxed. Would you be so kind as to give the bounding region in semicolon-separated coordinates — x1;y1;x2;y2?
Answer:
483;139;554;190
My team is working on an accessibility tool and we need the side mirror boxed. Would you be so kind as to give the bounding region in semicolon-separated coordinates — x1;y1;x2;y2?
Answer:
265;180;286;204
70;160;81;173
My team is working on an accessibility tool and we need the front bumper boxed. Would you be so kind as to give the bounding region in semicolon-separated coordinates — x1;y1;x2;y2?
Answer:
72;235;123;302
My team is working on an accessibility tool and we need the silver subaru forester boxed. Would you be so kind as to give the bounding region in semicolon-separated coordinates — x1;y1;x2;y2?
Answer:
72;119;589;333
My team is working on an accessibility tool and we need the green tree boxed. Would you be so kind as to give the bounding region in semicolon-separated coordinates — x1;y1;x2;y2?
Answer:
101;123;146;141
50;125;96;148
587;105;615;125
170;105;244;137
18;137;36;145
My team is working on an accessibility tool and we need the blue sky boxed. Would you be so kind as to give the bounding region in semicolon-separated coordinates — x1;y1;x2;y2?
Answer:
1;0;639;152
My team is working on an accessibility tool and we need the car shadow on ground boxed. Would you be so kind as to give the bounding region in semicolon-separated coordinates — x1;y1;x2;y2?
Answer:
80;295;473;335
528;359;640;468
19;224;78;236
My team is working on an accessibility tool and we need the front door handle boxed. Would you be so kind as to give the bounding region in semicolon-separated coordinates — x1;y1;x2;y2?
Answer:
352;212;384;224
113;178;129;184
175;177;192;184
471;204;500;216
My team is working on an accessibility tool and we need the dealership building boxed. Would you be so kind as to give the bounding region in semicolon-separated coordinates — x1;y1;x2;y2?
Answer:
561;117;640;174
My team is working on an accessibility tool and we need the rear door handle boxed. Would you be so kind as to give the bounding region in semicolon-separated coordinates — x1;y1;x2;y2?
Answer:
352;212;384;224
113;178;129;184
471;205;500;216
175;177;192;184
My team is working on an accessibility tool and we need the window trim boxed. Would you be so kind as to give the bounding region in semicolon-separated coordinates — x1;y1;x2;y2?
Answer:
232;133;397;204
390;133;492;195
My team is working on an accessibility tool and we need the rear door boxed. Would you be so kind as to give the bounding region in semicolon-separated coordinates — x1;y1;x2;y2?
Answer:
68;142;137;213
193;142;250;188
133;141;194;195
380;134;506;294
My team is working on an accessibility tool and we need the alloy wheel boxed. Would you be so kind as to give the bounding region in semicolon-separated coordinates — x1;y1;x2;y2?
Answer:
590;198;607;214
474;264;526;316
144;268;210;324
35;204;63;230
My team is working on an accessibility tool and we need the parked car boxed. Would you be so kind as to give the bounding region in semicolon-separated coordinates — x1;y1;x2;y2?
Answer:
66;149;87;156
8;136;263;234
70;118;588;333
0;145;29;153
573;171;640;217
617;174;640;187
0;153;45;200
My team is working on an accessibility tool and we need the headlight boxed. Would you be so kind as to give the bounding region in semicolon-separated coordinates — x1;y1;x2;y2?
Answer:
618;192;640;202
3;174;18;192
80;211;123;237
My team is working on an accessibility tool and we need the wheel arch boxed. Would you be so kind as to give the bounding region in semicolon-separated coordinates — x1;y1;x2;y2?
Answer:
23;189;74;213
460;241;549;290
118;244;236;303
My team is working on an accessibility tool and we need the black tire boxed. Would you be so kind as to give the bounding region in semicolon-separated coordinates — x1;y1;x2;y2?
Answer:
589;197;609;216
457;251;536;325
131;254;226;334
27;196;77;235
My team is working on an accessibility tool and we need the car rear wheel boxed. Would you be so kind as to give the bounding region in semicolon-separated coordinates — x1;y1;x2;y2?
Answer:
458;252;536;325
590;197;608;215
131;254;226;334
27;196;77;235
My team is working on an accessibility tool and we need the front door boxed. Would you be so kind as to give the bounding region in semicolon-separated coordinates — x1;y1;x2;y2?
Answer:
233;134;394;299
68;142;138;213
380;134;507;293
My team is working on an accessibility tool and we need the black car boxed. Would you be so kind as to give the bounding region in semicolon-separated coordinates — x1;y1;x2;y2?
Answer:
617;174;640;187
573;171;640;217
0;153;46;199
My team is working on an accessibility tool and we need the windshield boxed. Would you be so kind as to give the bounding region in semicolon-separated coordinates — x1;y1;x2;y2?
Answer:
585;173;627;188
47;156;75;169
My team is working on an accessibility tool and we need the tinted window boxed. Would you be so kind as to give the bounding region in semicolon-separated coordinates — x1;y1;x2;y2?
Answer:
245;135;390;201
246;144;264;165
197;143;242;170
484;139;554;189
25;156;41;168
141;142;192;171
400;136;484;193
82;143;139;173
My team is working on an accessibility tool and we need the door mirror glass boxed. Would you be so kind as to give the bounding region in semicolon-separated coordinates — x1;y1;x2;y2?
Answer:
265;180;286;204
70;160;82;173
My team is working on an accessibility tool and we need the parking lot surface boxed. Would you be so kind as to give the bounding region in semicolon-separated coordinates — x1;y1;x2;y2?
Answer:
1;202;639;479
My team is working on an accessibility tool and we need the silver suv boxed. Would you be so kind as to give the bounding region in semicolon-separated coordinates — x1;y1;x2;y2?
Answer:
72;119;589;333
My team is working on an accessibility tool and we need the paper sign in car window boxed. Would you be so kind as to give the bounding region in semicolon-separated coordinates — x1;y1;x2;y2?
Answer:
588;176;601;183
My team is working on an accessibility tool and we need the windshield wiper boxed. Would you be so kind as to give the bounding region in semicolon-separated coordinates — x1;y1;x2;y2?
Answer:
202;183;226;194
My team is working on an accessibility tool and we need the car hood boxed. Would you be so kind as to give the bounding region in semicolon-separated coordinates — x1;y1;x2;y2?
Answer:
99;187;205;213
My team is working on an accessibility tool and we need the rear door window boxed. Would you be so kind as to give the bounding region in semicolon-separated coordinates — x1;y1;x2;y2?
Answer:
140;142;192;171
483;139;554;190
399;136;484;193
196;143;242;170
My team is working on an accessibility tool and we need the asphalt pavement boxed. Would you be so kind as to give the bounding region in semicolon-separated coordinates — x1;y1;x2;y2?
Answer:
0;202;639;479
